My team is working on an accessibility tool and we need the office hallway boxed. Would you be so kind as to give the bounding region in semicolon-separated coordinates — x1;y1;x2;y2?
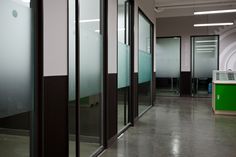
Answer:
100;97;236;157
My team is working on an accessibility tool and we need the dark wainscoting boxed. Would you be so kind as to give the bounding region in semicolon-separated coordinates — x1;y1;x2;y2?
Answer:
132;73;138;119
180;72;192;96
43;76;68;157
106;73;118;146
152;72;156;102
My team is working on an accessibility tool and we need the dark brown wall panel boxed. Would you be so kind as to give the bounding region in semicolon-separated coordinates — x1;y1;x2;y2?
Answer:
133;73;138;119
152;72;156;102
106;74;117;143
180;72;192;96
43;76;68;157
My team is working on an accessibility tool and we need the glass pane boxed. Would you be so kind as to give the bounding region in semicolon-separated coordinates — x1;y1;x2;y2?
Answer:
156;37;180;96
138;13;152;115
0;0;33;156
192;36;218;96
80;0;103;156
117;0;130;132
68;0;76;156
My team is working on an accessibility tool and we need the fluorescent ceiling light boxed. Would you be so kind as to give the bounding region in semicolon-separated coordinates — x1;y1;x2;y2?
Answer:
195;45;217;48
196;48;215;51
194;23;234;27
196;51;213;53
80;19;100;23
194;9;236;15
196;40;217;43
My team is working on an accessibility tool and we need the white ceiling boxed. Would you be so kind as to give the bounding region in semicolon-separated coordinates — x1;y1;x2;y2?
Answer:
155;0;236;17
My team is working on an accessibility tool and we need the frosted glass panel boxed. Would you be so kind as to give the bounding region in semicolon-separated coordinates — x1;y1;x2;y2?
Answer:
69;19;102;100
138;12;152;115
79;0;103;156
0;0;32;118
138;50;152;83
118;42;130;88
118;4;125;43
139;15;151;53
69;0;76;101
193;36;218;78
80;27;102;98
156;38;180;78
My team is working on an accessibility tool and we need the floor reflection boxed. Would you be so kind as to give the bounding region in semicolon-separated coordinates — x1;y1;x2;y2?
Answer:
101;97;236;157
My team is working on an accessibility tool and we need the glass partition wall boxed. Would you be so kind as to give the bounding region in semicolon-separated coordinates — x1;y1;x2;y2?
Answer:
0;0;35;156
138;11;153;115
191;36;219;97
117;0;131;132
156;37;180;96
69;0;104;156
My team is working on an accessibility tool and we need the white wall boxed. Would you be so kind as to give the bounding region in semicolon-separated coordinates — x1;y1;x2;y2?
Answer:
43;0;68;76
108;0;118;74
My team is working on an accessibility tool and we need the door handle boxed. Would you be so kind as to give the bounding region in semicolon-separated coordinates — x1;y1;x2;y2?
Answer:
217;95;220;100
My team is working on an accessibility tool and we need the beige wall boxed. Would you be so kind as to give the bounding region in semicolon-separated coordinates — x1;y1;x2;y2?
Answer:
156;13;236;71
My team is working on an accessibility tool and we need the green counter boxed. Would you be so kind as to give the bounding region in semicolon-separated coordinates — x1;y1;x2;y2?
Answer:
212;71;236;115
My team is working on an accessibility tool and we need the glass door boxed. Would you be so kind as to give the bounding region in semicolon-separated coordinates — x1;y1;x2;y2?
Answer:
0;0;35;156
191;36;219;97
68;0;104;156
138;11;153;115
117;0;131;132
156;37;181;97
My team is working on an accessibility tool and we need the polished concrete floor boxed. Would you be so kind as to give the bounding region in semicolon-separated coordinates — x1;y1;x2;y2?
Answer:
100;96;236;157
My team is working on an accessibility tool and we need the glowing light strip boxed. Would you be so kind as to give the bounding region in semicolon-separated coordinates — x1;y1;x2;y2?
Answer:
196;40;217;43
194;23;233;27
194;9;236;15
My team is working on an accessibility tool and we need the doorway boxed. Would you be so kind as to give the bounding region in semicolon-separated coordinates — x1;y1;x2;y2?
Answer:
117;0;132;133
68;0;105;156
191;35;219;97
156;37;181;97
138;9;154;116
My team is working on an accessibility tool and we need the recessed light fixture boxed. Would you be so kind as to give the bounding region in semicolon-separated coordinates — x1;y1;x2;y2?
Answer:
80;19;100;23
194;23;234;27
194;9;236;15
